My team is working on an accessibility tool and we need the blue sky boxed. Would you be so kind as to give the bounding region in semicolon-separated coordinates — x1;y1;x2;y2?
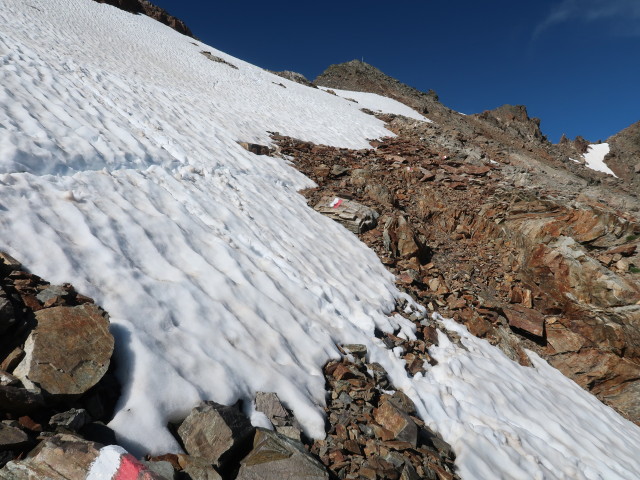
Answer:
150;0;639;143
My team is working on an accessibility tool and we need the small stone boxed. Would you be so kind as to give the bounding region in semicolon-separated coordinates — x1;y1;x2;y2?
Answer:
177;455;222;480
49;409;92;432
36;285;69;305
141;460;176;480
0;371;18;387
0;295;15;335
0;253;21;273
341;344;367;359
255;392;288;422
331;165;349;176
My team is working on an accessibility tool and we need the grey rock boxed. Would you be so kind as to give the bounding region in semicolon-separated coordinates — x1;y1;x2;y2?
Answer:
0;423;29;451
0;295;15;335
178;455;222;480
255;392;288;422
13;304;114;396
177;402;254;466
49;409;91;432
330;165;348;177
141;460;176;480
314;196;379;234
236;428;328;480
35;286;68;304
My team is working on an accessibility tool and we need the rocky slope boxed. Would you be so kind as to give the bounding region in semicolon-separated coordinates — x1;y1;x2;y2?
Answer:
606;120;640;188
274;61;640;425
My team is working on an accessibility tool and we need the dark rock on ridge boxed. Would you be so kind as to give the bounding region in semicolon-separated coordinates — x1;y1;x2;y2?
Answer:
271;71;317;88
93;0;194;37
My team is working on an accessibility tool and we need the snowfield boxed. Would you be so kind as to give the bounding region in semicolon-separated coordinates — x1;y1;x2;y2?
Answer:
2;0;640;478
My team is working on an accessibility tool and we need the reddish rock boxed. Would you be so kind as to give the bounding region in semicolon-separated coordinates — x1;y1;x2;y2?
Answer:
503;305;545;338
373;399;418;448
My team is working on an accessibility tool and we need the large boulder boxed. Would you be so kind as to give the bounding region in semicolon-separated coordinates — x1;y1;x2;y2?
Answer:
13;304;114;396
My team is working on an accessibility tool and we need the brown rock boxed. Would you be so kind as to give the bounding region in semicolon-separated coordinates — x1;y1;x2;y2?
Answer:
373;399;418;447
177;402;254;466
503;305;545;338
13;304;114;396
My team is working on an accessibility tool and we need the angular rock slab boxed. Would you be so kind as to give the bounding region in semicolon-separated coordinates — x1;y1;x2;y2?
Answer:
0;434;100;480
236;429;328;480
373;398;418;448
314;196;379;234
503;305;545;338
177;402;254;466
13;304;114;396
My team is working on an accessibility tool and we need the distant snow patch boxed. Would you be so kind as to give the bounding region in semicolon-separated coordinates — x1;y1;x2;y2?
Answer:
583;143;617;177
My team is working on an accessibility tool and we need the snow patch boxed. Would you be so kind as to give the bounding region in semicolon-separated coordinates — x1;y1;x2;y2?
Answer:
583;143;617;177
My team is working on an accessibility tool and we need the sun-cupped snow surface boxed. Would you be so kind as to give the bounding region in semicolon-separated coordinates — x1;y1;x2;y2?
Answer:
319;87;431;122
583;143;617;177
404;315;640;479
2;0;640;477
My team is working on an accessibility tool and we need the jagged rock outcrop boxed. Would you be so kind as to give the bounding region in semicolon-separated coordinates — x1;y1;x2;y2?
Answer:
606;120;640;188
93;0;194;37
475;104;547;144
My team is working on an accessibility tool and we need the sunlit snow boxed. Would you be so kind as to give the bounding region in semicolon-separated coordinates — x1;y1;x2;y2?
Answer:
1;0;640;478
583;143;617;177
319;87;431;122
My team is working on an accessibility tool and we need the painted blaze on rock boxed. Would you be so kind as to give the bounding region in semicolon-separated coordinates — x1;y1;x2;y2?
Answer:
13;304;114;396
